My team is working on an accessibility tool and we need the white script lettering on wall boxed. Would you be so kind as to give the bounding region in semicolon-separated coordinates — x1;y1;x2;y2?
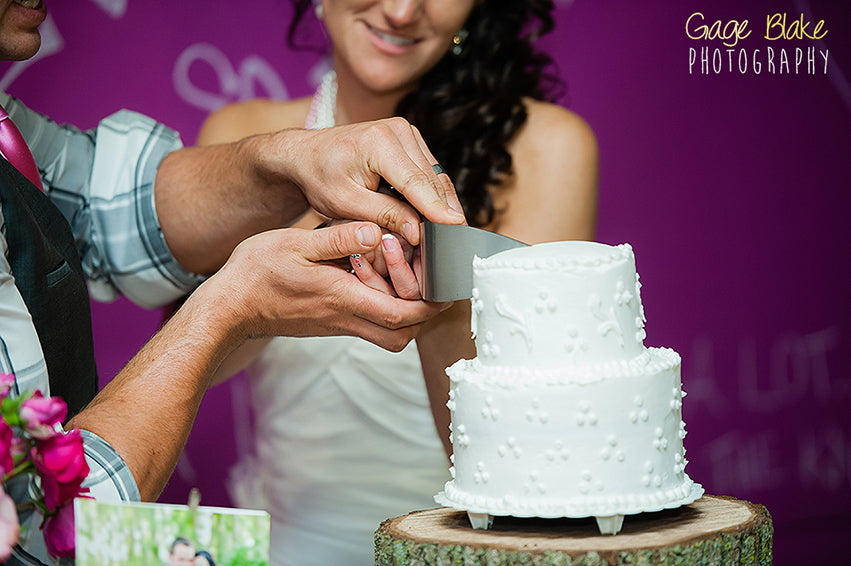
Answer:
687;326;849;494
172;43;289;112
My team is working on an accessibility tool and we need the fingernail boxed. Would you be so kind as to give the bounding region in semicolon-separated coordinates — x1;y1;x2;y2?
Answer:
357;226;378;247
381;233;399;252
401;222;416;244
446;203;465;219
349;254;363;270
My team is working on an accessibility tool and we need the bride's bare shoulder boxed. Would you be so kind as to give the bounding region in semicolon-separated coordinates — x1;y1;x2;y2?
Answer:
197;96;312;145
514;99;597;161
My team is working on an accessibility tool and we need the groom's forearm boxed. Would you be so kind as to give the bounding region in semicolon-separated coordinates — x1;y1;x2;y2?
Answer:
154;134;310;276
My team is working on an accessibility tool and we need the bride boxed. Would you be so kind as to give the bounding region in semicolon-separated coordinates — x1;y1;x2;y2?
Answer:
199;1;598;564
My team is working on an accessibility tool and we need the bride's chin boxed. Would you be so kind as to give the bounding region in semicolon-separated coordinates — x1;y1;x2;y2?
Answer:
356;70;418;95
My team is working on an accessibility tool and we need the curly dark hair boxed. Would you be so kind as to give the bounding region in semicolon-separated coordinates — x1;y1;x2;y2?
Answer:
288;1;563;227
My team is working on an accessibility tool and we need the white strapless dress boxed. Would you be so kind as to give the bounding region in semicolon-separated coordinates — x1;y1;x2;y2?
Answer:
228;336;450;566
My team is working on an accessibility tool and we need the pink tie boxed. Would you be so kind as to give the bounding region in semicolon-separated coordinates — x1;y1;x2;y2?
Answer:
0;103;43;191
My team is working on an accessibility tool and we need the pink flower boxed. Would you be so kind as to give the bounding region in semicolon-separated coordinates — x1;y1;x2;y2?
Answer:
0;372;14;397
43;500;76;558
0;420;13;476
0;381;87;558
31;429;89;510
20;392;67;439
0;484;20;561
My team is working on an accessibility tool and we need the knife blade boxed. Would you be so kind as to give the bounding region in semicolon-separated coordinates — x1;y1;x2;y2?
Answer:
418;221;529;302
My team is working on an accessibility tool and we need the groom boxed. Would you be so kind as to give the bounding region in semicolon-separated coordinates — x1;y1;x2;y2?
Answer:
0;1;463;564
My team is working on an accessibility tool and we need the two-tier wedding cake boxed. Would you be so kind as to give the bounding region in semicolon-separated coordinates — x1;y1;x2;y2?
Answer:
434;241;703;534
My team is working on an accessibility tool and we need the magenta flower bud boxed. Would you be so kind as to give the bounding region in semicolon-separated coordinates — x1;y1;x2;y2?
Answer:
43;500;77;558
20;392;67;438
31;429;89;510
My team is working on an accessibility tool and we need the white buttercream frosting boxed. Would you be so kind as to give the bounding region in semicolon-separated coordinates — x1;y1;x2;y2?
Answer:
470;241;646;367
436;241;703;520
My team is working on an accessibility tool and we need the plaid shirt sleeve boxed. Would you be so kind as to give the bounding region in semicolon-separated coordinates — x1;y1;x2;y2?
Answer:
1;93;205;309
0;95;196;564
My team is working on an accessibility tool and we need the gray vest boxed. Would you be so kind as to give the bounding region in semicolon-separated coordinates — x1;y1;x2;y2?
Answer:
0;158;98;418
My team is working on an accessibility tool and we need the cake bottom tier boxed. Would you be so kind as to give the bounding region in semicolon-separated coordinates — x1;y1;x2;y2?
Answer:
438;349;703;521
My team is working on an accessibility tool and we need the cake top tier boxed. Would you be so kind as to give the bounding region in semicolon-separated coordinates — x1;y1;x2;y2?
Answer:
470;241;647;367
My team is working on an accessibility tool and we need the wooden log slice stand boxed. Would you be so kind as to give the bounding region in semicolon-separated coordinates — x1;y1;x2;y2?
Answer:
375;495;772;565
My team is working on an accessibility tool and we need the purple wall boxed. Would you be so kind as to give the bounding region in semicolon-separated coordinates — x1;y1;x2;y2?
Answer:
2;1;848;563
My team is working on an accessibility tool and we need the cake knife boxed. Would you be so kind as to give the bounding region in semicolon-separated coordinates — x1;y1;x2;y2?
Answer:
419;220;529;302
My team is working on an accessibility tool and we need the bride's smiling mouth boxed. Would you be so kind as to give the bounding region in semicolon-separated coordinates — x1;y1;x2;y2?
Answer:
363;22;418;48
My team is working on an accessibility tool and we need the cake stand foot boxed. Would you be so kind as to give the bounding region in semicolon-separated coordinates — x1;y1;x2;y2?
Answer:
595;514;624;535
467;512;494;530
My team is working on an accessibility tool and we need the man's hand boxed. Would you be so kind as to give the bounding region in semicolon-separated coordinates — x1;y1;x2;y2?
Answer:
70;221;448;502
204;221;448;352
157;117;465;276
260;117;466;246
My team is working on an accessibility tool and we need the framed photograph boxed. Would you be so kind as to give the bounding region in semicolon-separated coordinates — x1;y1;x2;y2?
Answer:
74;498;270;566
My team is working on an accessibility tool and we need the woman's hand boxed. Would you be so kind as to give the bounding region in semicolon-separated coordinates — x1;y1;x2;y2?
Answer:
350;233;424;301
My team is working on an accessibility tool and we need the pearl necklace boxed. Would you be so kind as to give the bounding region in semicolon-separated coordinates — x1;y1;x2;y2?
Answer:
305;70;337;130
